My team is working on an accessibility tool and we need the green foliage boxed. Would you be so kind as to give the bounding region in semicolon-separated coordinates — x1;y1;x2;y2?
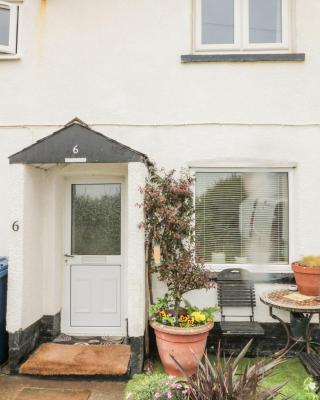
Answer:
183;299;219;325
149;297;219;327
299;255;320;268
303;377;320;400
140;165;216;320
173;340;289;400
148;295;170;319
125;356;310;400
123;372;174;400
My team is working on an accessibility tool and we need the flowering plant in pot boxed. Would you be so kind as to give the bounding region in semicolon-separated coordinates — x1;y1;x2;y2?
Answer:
292;256;320;296
140;166;217;376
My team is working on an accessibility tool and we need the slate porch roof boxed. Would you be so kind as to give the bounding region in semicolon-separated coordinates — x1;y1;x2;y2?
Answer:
9;118;149;164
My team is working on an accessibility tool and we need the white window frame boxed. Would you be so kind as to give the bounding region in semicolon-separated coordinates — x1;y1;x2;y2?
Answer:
194;0;291;53
191;166;295;273
0;1;18;54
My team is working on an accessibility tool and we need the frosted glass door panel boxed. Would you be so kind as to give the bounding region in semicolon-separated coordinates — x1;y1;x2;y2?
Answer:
71;184;121;255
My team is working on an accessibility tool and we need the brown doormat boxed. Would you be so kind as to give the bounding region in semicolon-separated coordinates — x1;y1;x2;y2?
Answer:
16;388;91;400
19;343;131;376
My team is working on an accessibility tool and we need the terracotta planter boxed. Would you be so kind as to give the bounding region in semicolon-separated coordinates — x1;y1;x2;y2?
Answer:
292;262;320;296
150;321;214;376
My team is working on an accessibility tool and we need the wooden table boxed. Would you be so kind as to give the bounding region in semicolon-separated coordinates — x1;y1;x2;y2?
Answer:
260;288;320;356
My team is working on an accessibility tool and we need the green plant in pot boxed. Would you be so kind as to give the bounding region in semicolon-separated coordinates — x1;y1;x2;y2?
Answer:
292;255;320;296
140;165;218;376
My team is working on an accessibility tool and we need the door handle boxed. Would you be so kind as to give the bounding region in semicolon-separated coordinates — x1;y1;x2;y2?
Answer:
64;254;75;258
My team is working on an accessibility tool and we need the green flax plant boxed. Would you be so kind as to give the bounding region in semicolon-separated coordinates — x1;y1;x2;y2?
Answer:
172;340;289;400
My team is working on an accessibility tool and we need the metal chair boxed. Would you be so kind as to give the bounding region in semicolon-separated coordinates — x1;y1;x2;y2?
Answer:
217;268;264;336
300;353;320;383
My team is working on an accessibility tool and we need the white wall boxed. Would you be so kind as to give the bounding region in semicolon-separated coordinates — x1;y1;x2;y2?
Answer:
127;162;148;337
42;169;64;316
2;0;320;330
7;165;45;332
0;0;319;126
0;128;33;257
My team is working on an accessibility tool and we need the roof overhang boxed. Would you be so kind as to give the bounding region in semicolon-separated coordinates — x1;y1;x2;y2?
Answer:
9;118;149;165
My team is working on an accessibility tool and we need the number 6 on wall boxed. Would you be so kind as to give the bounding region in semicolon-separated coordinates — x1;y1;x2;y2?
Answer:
12;221;19;232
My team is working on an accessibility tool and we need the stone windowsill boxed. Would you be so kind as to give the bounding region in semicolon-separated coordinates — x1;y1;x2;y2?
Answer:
181;53;305;63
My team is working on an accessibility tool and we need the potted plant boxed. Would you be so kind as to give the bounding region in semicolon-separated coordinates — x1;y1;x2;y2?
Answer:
292;255;320;296
141;166;217;376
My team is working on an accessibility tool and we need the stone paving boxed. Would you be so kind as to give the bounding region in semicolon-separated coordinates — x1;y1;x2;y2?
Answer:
0;375;125;400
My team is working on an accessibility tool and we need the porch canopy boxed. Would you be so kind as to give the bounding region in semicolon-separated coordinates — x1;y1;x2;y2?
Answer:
7;118;148;358
9;118;148;165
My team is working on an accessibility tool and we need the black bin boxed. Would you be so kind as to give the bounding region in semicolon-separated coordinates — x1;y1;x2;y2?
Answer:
0;257;8;365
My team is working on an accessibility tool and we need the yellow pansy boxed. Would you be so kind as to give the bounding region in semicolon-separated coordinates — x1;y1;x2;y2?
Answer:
191;311;206;322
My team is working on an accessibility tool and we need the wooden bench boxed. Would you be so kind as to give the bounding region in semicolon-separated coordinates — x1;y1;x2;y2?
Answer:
217;268;264;336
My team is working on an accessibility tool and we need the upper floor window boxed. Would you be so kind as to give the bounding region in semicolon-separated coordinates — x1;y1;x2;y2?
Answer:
195;0;290;52
0;1;18;55
195;170;290;269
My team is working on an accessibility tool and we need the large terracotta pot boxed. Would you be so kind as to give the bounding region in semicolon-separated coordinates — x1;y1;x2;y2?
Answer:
150;321;214;376
292;262;320;296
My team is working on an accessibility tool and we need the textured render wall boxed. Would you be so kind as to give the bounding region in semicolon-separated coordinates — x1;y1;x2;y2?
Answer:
42;170;64;316
127;162;147;337
7;165;45;332
0;128;33;257
7;165;25;332
20;166;45;328
0;0;319;125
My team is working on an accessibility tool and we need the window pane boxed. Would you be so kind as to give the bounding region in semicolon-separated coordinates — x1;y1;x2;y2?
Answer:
195;172;289;265
0;6;10;46
201;0;234;44
249;0;282;43
71;184;121;255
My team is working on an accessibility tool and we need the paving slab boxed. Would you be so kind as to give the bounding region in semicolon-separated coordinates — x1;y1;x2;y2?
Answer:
0;375;125;400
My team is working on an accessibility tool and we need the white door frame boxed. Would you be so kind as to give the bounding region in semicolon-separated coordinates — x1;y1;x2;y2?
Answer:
61;176;127;336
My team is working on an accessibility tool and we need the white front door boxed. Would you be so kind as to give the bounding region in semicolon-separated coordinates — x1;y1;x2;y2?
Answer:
63;179;124;335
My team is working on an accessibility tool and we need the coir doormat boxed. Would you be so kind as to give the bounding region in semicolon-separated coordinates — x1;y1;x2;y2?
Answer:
19;343;131;376
16;387;91;400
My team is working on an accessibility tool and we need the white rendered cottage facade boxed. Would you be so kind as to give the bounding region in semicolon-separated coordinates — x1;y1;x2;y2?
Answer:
0;0;319;370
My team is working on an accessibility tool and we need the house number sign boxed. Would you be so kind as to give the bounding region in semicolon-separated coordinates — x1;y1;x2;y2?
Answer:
12;221;19;232
64;144;87;163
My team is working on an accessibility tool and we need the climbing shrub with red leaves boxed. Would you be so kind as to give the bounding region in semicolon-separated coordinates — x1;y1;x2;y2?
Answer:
139;165;215;321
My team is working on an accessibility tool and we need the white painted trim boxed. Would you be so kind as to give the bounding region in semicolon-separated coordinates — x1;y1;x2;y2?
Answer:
193;0;292;54
64;158;87;163
194;0;241;52
188;159;297;169
0;1;18;54
62;176;127;336
191;166;295;273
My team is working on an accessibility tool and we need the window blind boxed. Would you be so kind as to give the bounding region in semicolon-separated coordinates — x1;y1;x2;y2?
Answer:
195;172;289;265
